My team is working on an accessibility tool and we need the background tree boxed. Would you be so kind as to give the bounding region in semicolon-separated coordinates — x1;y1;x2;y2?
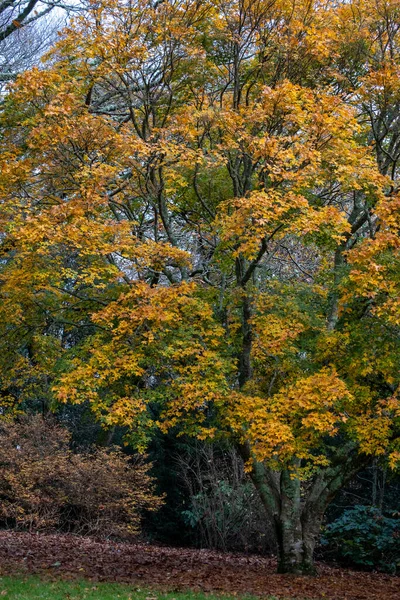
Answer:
0;1;62;42
0;12;62;90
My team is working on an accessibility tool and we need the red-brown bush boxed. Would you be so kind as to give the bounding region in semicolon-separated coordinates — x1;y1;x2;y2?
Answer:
0;416;163;538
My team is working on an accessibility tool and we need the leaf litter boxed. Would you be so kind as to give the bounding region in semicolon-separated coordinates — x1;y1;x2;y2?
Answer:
0;532;398;600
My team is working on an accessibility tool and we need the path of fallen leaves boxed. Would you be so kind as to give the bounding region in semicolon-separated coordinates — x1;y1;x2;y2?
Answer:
0;532;398;600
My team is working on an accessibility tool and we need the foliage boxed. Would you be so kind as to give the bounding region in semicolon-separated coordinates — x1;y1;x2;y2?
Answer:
0;0;397;467
144;431;196;546
0;416;163;538
325;460;400;526
322;505;400;574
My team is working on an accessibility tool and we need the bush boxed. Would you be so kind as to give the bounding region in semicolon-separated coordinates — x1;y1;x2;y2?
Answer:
178;442;275;553
0;416;163;538
322;505;400;573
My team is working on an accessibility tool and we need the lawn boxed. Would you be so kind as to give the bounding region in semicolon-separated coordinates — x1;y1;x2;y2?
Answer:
0;576;265;600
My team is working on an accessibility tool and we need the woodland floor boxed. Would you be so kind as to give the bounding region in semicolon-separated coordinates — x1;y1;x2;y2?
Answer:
0;532;398;600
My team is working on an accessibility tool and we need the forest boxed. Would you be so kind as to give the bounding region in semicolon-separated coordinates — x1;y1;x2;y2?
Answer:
0;1;399;598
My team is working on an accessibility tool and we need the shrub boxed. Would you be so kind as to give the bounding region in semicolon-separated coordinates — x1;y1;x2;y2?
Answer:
178;442;275;553
0;416;163;538
322;505;400;574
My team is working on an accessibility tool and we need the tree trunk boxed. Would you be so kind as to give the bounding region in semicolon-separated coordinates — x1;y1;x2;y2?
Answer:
239;448;327;575
274;505;323;574
273;469;323;574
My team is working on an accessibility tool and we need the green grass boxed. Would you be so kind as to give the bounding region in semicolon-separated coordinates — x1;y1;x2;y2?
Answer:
0;576;272;600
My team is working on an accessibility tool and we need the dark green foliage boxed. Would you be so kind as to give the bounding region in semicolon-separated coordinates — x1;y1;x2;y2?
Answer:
144;431;195;546
322;506;400;574
178;441;274;553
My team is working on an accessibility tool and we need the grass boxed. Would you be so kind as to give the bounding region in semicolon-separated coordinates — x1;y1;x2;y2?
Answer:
0;576;274;600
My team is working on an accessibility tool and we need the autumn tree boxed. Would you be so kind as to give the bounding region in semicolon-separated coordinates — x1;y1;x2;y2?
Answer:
0;0;399;573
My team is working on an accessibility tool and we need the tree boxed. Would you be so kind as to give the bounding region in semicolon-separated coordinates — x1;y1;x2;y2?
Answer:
0;0;399;574
0;11;62;91
0;1;63;43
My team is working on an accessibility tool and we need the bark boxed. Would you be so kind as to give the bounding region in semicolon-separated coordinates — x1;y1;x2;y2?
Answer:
273;469;325;574
274;516;321;575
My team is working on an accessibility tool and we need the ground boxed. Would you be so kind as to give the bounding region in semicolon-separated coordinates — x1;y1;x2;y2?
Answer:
0;532;398;600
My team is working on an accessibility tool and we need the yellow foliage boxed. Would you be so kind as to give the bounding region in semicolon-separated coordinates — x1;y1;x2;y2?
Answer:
0;0;399;477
